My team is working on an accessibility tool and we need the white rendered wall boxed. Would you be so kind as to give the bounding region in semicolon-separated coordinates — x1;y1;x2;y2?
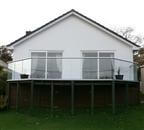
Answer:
12;15;134;80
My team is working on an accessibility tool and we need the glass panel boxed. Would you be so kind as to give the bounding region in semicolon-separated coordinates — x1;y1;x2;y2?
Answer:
99;58;114;79
8;62;13;80
31;52;46;78
23;59;31;76
82;52;98;79
114;59;136;81
47;52;62;79
99;52;114;79
14;60;22;79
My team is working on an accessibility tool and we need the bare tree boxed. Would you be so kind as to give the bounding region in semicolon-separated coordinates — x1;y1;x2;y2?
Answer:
113;27;144;66
114;27;144;46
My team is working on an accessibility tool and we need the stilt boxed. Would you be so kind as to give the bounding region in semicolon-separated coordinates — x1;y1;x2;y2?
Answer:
51;81;54;114
30;80;34;109
16;82;19;110
91;83;94;115
7;83;10;109
71;81;74;115
125;84;129;108
112;81;115;114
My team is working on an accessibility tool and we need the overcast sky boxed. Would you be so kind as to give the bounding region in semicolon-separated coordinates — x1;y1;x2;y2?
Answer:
0;0;143;46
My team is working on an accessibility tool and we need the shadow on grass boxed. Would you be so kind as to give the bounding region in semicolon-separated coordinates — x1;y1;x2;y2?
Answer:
14;104;140;118
1;104;144;130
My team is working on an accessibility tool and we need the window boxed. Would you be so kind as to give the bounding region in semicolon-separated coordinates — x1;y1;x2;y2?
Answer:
82;51;114;79
31;51;62;79
82;52;98;79
47;52;62;79
31;52;46;78
99;52;114;79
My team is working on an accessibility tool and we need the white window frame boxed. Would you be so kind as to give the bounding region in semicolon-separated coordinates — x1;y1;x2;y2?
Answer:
81;50;115;79
30;50;63;79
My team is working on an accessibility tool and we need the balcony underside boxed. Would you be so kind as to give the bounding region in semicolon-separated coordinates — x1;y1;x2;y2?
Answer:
7;79;139;85
7;78;139;115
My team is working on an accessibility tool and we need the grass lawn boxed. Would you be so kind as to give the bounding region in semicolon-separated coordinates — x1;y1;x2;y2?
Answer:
1;105;144;130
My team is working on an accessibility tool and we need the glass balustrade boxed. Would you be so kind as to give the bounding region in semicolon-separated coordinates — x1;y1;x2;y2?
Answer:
7;58;138;81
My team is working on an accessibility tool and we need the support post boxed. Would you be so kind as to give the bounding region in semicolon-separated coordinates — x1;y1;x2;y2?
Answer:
30;80;34;109
71;81;74;115
125;84;129;108
7;83;10;109
138;83;140;104
112;81;115;114
16;82;19;110
91;83;94;115
51;81;54;114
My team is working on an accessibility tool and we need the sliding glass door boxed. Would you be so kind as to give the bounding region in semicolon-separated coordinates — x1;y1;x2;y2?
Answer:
82;51;114;79
31;51;62;79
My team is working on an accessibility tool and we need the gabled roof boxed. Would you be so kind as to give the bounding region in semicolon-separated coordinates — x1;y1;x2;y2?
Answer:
7;9;140;48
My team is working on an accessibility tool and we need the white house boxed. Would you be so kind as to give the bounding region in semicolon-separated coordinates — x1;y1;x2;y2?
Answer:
8;9;139;81
7;9;140;113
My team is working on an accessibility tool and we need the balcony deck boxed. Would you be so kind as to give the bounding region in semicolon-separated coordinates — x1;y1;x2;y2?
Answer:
7;57;140;114
7;78;139;84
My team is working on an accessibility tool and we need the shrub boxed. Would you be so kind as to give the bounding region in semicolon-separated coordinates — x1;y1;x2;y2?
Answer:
0;66;7;95
0;66;8;109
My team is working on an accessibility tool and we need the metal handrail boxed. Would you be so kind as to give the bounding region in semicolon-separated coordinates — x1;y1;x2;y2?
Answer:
8;57;137;64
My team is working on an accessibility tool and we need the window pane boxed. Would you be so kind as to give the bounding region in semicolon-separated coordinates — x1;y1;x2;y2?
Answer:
48;53;62;57
99;52;114;79
31;52;46;78
99;53;114;57
82;52;97;79
47;52;62;79
83;53;97;57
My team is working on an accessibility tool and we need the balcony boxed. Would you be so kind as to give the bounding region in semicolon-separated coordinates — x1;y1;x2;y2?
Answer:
8;57;138;81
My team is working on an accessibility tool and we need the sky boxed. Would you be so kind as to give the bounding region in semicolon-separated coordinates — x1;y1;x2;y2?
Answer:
0;0;144;46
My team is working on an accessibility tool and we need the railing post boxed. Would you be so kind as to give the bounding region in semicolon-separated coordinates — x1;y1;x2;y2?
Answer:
112;58;115;79
30;80;34;109
14;63;16;79
125;84;129;108
16;82;19;111
22;60;23;74
7;82;10;109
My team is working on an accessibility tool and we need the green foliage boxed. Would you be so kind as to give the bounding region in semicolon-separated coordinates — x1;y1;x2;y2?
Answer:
0;45;12;63
0;66;8;109
0;95;8;109
0;66;7;95
0;65;3;72
134;48;144;66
